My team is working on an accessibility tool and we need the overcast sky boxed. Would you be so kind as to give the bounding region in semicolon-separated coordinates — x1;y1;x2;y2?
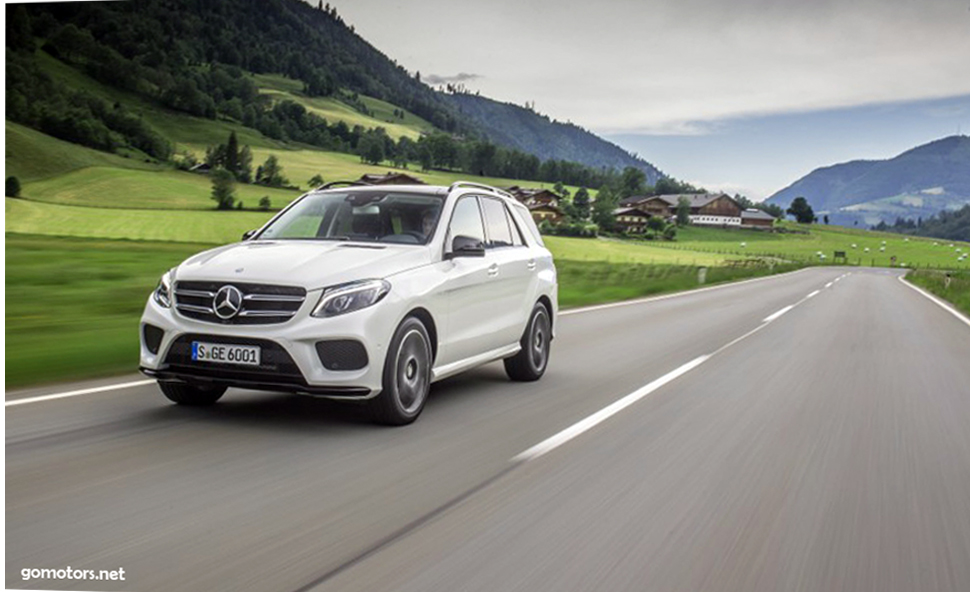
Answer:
332;0;970;199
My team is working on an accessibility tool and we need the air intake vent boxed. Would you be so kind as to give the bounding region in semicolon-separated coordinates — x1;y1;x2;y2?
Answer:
174;281;306;325
143;324;164;354
315;340;369;371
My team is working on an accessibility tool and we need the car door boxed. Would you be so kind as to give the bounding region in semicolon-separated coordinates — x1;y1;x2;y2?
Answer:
436;195;504;366
478;196;536;348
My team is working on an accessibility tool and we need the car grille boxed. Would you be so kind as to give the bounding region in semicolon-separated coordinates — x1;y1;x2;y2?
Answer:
174;281;307;325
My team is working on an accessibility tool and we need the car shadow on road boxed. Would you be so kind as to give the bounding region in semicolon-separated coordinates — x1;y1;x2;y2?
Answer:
141;363;520;434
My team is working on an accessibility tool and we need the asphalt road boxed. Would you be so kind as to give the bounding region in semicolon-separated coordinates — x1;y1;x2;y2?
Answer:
6;267;970;592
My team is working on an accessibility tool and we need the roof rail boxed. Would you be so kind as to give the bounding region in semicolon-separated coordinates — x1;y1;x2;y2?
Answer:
448;181;514;199
319;180;370;190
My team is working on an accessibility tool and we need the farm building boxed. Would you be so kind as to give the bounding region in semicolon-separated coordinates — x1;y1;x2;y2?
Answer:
357;172;427;185
505;186;565;224
619;193;743;227
740;208;776;228
612;207;653;233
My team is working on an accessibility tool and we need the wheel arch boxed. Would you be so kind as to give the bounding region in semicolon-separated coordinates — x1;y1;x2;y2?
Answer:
405;307;438;363
536;295;554;338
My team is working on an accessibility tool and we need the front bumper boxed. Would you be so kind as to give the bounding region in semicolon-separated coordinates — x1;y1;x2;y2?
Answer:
139;290;406;400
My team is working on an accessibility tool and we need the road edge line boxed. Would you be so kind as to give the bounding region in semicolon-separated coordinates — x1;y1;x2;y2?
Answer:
898;275;970;329
5;379;155;408
559;267;811;317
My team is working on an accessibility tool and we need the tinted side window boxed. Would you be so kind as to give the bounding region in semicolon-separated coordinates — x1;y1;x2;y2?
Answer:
481;197;514;247
512;203;544;246
448;197;485;244
505;206;525;246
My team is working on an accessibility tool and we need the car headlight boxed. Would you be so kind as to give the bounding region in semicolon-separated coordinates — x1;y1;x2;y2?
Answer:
312;279;390;318
153;270;173;308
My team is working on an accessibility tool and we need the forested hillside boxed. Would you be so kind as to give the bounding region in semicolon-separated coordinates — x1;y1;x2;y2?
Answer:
6;0;666;190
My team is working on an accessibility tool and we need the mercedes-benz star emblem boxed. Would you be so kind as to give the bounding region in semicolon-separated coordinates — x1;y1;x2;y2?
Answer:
214;285;243;319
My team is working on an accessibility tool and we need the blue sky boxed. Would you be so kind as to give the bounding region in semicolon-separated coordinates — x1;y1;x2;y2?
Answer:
609;95;970;200
333;0;970;200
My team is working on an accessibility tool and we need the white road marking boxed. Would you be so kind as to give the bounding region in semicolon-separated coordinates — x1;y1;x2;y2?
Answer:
898;276;970;329
514;279;828;464
560;268;810;317
512;356;710;463
5;379;155;408
825;282;834;288
763;305;794;323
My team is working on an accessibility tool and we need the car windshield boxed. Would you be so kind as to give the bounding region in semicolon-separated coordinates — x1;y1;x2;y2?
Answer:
256;191;444;245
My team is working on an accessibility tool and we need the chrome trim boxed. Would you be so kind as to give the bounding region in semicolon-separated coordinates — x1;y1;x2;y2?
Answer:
175;289;215;298
176;303;215;314
238;309;298;318
243;293;306;302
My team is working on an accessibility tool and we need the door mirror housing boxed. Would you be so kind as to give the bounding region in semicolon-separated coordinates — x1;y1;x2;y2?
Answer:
242;229;257;241
446;235;486;259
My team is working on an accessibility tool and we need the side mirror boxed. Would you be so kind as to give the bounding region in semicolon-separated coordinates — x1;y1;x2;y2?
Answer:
446;235;486;259
242;229;257;241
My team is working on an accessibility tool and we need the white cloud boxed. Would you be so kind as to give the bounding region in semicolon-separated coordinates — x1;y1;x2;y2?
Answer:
337;0;970;134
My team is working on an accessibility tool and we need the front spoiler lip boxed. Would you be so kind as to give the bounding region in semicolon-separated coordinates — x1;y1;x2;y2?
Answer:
139;367;373;399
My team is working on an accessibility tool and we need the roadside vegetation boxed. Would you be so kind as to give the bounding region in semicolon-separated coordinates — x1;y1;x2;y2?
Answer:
906;269;970;317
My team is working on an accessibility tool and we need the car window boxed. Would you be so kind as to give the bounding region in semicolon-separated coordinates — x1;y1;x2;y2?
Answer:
505;205;525;246
257;191;442;244
512;202;544;247
448;196;485;244
481;197;514;247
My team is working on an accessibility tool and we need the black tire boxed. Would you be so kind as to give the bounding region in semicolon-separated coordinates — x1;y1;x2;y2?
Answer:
370;316;433;426
158;382;226;406
504;302;551;382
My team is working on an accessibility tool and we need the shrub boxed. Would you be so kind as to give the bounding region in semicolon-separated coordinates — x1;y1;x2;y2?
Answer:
258;196;271;211
6;176;22;198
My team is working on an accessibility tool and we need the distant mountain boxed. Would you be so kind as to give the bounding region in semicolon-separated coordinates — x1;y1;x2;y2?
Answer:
446;93;663;184
766;135;970;226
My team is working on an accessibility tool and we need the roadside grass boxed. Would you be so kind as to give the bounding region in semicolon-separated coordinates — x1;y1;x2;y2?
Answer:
557;259;805;308
5;198;274;243
5;234;210;387
906;269;970;317
20;167;300;210
656;223;970;270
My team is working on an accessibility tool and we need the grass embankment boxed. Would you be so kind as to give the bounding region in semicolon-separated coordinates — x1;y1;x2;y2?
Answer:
557;260;803;308
5;235;210;387
906;270;970;317
658;224;970;270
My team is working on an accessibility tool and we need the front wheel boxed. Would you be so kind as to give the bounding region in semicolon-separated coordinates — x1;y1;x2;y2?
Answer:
370;317;433;426
158;382;227;406
504;302;551;382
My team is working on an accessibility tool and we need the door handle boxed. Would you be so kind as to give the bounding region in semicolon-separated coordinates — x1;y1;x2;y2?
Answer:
487;263;499;277
527;259;537;271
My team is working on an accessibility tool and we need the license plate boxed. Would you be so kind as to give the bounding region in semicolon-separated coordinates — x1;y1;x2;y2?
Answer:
191;342;261;366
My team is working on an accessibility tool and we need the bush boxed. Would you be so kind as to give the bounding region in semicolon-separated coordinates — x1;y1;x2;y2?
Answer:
210;168;236;210
258;196;271;211
6;176;22;198
538;220;598;238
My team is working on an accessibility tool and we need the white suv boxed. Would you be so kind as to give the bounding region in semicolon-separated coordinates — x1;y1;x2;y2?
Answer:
139;181;557;424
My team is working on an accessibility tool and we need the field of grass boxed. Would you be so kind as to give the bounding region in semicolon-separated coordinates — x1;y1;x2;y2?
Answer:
20;167;300;210
906;269;970;317
656;223;970;270
544;236;729;266
5;234;209;387
6;198;275;243
5;121;162;182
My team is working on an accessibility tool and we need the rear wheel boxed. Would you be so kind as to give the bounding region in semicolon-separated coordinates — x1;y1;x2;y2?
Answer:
158;382;227;406
370;317;432;426
504;302;551;381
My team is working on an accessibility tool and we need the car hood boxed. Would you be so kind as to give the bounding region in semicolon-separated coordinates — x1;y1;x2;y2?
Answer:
175;241;432;290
